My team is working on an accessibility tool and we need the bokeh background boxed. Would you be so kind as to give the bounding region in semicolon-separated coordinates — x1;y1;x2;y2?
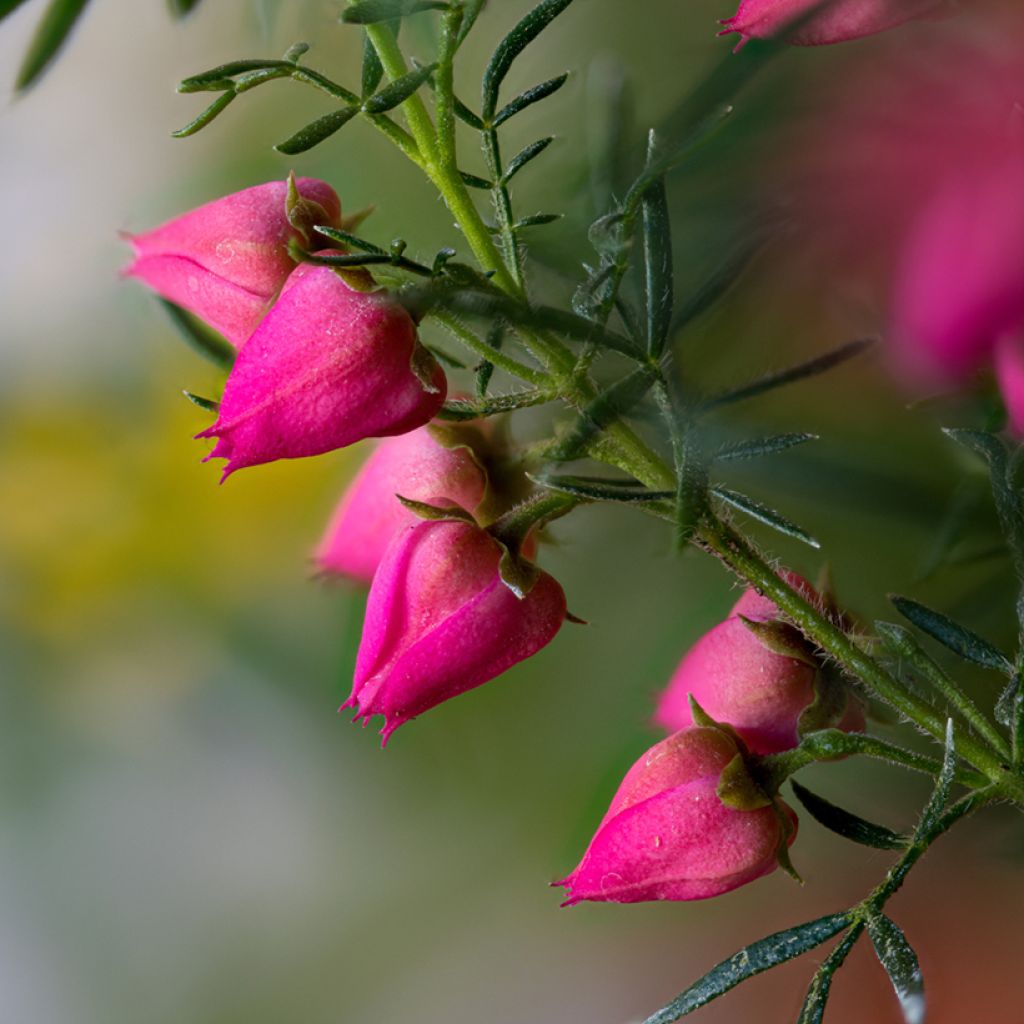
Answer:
2;2;1022;1022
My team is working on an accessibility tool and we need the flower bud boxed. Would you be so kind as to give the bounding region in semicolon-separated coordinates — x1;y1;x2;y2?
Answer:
316;425;489;584
719;0;949;48
123;178;341;347
654;574;863;754
557;727;796;905
196;260;446;477
346;518;567;743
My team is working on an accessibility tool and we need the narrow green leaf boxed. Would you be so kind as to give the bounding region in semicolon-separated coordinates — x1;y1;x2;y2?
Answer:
182;390;219;413
395;495;475;523
711;486;820;549
453;0;484;46
274;105;358;154
313;225;386;254
342;0;446;24
158;300;235;370
15;0;91;92
475;321;504;398
916;719;956;839
798;925;863;1024
171;90;237;138
361;32;384;95
177;58;293;93
703;338;874;411
791;781;907;851
492;72;569;127
362;62;436;113
460;170;493;190
500;137;554;184
641;914;852;1024
530;474;670;504
481;0;577;119
436;389;551;421
670;238;761;338
890;595;1012;674
167;0;202;16
866;915;925;1024
513;212;562;229
715;433;818;462
641;140;672;358
452;94;484;129
1;0;34;23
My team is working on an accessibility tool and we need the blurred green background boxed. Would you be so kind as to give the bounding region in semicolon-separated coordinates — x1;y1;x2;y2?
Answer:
2;2;1022;1022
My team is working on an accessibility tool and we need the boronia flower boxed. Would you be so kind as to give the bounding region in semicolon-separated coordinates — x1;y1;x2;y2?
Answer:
557;727;796;905
719;0;950;48
346;517;567;743
654;573;863;753
123;177;341;346
196;259;446;477
316;424;489;584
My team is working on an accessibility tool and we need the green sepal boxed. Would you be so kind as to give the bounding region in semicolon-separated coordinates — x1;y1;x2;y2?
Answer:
409;342;443;394
395;495;475;524
182;390;219;413
497;546;541;600
797;668;856;737
739;615;817;667
772;801;802;884
717;752;772;811
158;299;235;370
285;170;333;245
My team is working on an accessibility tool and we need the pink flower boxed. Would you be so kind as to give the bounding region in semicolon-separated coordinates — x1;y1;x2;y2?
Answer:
315;425;489;584
654;574;863;753
196;259;446;477
345;518;567;743
123;178;341;346
557;727;796;905
719;0;950;47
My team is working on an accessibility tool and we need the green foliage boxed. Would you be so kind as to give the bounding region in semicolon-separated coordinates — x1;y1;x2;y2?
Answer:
790;781;908;851
158;300;235;371
14;0;91;91
866;915;925;1024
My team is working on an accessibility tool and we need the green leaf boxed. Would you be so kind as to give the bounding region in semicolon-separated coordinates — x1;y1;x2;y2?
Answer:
866;915;925;1024
916;719;956;839
513;212;562;229
171;90;237;138
454;0;484;46
703;338;874;411
530;474;669;505
182;390;219;413
711;486;820;549
481;0;577;119
15;0;91;91
436;389;551;421
715;433;818;462
362;62;436;113
361;32;384;95
452;94;485;129
342;0;446;24
492;72;569;127
798;925;863;1024
641;914;853;1024
475;321;504;397
177;59;294;93
641;134;673;359
790;781;908;851
460;170;493;190
158;300;235;370
500;137;554;184
313;225;386;254
890;595;1012;674
670;238;762;338
1;0;34;22
167;0;202;16
739;616;816;666
395;495;474;523
275;105;358;154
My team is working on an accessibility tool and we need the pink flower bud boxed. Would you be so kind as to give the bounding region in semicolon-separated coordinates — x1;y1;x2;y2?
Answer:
557;727;796;905
196;260;446;477
315;425;489;584
654;575;863;753
346;518;567;743
123;178;341;347
719;0;950;47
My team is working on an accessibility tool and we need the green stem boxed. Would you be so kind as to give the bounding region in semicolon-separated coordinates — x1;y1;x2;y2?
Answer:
429;309;549;386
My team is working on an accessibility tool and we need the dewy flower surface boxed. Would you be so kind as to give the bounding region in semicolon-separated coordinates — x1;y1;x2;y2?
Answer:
316;425;489;584
655;574;863;753
719;0;949;47
122;177;341;346
558;727;796;905
346;518;567;743
196;260;446;477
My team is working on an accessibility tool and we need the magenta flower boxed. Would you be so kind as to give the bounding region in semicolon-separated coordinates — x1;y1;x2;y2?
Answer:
654;573;863;753
345;518;567;743
316;425;489;584
557;727;796;905
719;0;950;48
196;260;446;477
123;177;341;347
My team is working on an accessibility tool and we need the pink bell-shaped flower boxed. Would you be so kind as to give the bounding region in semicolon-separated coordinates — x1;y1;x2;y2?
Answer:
196;260;446;477
123;177;341;347
316;425;489;584
719;0;950;48
654;573;863;754
557;727;796;905
345;518;567;743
